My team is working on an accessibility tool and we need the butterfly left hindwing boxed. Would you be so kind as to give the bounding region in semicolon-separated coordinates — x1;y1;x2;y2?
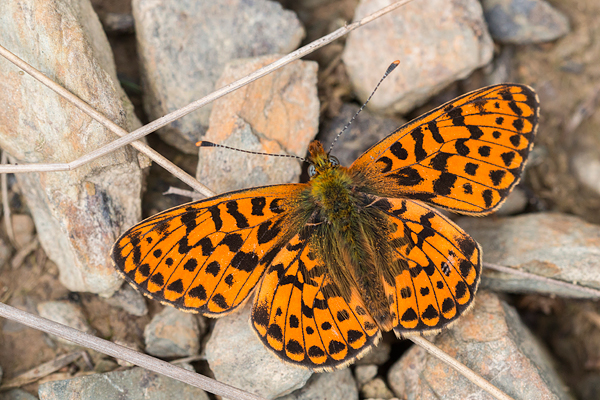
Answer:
252;227;381;371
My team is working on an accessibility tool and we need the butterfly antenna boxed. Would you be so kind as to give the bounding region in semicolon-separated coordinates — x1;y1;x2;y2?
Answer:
327;60;400;155
197;141;307;163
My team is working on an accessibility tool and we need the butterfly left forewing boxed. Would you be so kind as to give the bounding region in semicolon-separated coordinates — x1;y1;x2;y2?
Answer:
351;84;539;215
368;196;481;335
252;227;381;371
112;184;310;315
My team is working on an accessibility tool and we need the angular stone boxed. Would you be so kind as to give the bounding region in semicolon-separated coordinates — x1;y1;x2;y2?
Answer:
343;0;493;114
360;377;395;399
354;364;378;387
197;55;319;194
276;369;358;400
133;0;305;152
458;213;600;298
0;389;37;400
205;301;312;400
104;283;148;317
0;0;143;296
144;307;200;358
38;366;209;400
482;0;570;44
388;291;570;400
37;301;92;345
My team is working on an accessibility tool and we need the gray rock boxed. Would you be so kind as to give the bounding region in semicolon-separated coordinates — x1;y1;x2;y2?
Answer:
276;369;358;400
0;0;143;296
104;283;148;316
133;0;305;152
0;389;38;400
361;377;395;399
144;306;200;358
354;341;391;366
37;301;92;345
343;0;493;115
197;55;319;194
482;0;570;44
354;364;378;387
458;213;600;298
388;291;571;399
11;214;35;248
38;366;209;400
572;149;600;197
205;301;312;400
494;187;528;216
318;104;405;168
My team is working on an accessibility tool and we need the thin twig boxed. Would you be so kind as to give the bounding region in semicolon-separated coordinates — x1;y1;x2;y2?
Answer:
483;262;600;298
0;151;16;248
11;237;38;269
408;335;515;400
0;45;213;197
0;302;266;400
0;0;413;180
0;351;84;390
163;187;204;200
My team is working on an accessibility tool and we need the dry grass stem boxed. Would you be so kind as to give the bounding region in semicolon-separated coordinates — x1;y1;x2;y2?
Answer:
0;351;84;390
484;262;600;298
0;302;266;400
1;151;16;248
0;0;413;186
408;335;516;400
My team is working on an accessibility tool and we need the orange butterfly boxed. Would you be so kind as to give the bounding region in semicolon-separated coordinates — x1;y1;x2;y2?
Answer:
112;83;539;371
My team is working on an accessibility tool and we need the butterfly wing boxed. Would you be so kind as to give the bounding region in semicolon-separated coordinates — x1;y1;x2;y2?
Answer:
350;84;539;215
251;227;381;371
367;196;481;335
112;184;310;316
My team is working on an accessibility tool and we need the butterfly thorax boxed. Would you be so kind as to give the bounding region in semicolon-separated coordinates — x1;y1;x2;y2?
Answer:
307;141;395;330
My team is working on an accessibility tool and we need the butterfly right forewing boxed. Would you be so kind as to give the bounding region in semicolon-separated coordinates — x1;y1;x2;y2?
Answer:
351;84;539;215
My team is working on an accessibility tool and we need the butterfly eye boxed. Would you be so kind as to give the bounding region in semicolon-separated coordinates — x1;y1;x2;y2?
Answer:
308;164;317;177
329;156;340;167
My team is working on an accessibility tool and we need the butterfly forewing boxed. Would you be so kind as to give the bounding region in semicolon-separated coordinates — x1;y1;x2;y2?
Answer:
252;228;381;371
350;84;539;215
112;184;309;315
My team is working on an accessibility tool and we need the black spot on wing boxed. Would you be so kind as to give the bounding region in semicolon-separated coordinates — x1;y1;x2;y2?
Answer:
251;197;267;216
390;142;409;160
428;121;443;143
411;127;427;162
226;201;249;229
433;172;457;196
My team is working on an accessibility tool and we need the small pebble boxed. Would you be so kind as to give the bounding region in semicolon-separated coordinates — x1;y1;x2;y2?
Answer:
37;301;92;345
206;302;311;399
361;377;395;400
103;284;148;316
144;306;200;358
276;369;358;400
355;364;378;387
482;0;570;44
0;389;38;400
38;365;208;400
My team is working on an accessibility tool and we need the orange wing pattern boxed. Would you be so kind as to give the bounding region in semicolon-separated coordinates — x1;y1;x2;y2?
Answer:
252;228;381;371
368;196;481;334
351;84;539;215
112;184;308;316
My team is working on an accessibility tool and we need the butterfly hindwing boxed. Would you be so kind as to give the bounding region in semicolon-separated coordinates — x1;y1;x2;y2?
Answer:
252;227;381;371
112;184;309;315
369;196;481;334
351;84;539;215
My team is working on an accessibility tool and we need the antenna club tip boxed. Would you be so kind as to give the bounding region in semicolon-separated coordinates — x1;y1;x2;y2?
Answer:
196;141;214;147
386;60;400;74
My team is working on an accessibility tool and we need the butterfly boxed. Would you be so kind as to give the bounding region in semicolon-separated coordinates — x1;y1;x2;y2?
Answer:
112;83;539;371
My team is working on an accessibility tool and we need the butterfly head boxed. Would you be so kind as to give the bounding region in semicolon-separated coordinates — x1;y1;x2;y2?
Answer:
307;141;341;178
